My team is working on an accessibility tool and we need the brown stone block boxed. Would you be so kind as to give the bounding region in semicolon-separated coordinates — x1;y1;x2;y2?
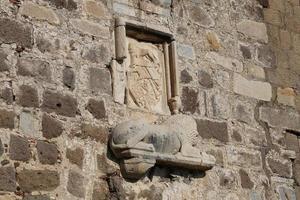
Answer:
17;169;60;192
36;141;58;165
87;99;106;119
67;170;85;198
89;67;112;95
42;90;78;117
0;109;15;129
63;67;75;90
181;87;199;114
92;180;109;200
17;58;51;81
66;147;84;169
23;194;50;200
267;157;292;178
195;119;228;143
0;166;16;192
263;9;283;27
9;135;31;162
79;123;108;143
46;0;77;11
1;87;14;105
0;50;9;72
42;114;63;139
239;169;254;189
17;85;39;108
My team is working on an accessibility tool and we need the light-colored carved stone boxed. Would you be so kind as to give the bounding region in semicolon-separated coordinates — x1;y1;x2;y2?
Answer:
111;60;126;104
115;18;127;61
110;115;216;179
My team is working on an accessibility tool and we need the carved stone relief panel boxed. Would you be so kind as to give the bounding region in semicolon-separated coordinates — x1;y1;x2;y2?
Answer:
112;18;181;115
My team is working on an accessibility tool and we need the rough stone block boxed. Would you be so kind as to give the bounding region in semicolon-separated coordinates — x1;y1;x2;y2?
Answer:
84;1;107;18
113;2;136;17
97;153;115;174
239;169;254;189
89;67;112;95
180;69;193;84
36;141;58;165
257;45;276;67
177;43;195;60
0;166;16;192
206;52;243;72
277;186;296;200
196;119;228;143
87;99;106;119
9;135;31;162
0;109;15;129
233;73;272;101
17;58;51;81
0;138;3;157
42;90;78;117
63;67;75;90
198;70;213;88
237;20;268;42
189;6;214;28
259;106;300;131
23;195;51;200
263;9;283;27
0;50;9;72
285;132;299;152
277;87;296;107
17;169;60;192
226;147;262;168
67;170;85;198
245;63;265;80
70;19;109;38
294;163;300;185
240;45;251;59
267;158;292;178
42;114;63;139
82;45;109;64
17;85;39;108
181;87;199;114
1;87;14;105
46;0;77;10
80;123;108;143
92;180;109;200
0;18;33;48
66;147;84;169
20;2;60;25
206;149;224;166
19;112;39;138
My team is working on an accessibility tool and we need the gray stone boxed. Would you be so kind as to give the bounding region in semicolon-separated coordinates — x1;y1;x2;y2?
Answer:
92;180;110;200
177;43;195;60
0;109;15;129
89;67;112;95
37;37;52;53
17;169;60;192
138;185;163;200
249;191;262;200
87;99;106;119
239;169;254;189
285;133;299;152
42;90;78;117
46;0;77;10
0;50;9;72
293;163;300;185
240;45;251;59
237;20;268;43
180;69;193;84
267;158;291;178
0;18;33;48
9;135;31;162
0;166;16;192
70;19;109;38
19;112;39;138
189;7;214;28
63;67;75;90
42;114;63;139
17;58;51;81
67;170;85;198
36;141;58;165
82;45;109;64
232;130;242;142
23;195;51;200
113;2;136;17
181;86;199;114
66;148;84;169
277;186;296;200
0;139;3;157
196;119;228;143
206;52;243;72
17;85;39;108
1;88;14;105
257;45;276;67
198;70;213;88
259;107;300;131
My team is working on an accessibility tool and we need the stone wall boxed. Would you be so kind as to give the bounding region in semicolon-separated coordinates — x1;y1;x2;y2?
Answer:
0;0;299;199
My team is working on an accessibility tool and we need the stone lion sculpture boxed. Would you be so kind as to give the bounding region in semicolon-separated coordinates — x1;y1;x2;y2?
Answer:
110;115;216;179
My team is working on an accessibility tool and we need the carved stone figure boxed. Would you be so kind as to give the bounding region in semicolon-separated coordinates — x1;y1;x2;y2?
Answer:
110;115;216;179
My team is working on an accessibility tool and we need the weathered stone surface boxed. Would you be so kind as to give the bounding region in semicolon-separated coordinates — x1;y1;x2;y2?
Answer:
9;135;31;162
206;52;243;72
0;139;3;157
20;2;60;25
0;109;15;129
277;186;296;200
17;169;60;192
80;123;108;143
232;130;242;142
0;18;33;48
226;147;262;168
259;107;300;131
36;37;53;53
177;43;195;60
42;90;78;117
63;67;75;90
92;180;110;200
245;63;265;80
97;153;115;174
66;148;84;168
17;58;51;81
1;87;13;105
0;166;16;192
198;70;213;88
285;132;299;152
42;114;63;139
257;45;276;67
189;7;214;28
264;9;283;27
46;0;77;10
70;19;109;38
233;73;272;101
239;169;254;189
87;99;106;119
89;68;112;95
180;69;193;84
113;2;136;17
0;50;9;72
67;170;85;198
196;119;228;143
19;112;39;138
82;45;109;64
23;195;51;200
267;158;291;178
240;45;251;59
181;87;199;114
138;185;163;200
36;141;58;165
237;20;268;42
277;87;296;107
294;163;300;185
207;149;224;166
17;85;39;108
84;1;107;18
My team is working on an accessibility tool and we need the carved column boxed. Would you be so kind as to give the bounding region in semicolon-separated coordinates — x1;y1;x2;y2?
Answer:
115;17;127;62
